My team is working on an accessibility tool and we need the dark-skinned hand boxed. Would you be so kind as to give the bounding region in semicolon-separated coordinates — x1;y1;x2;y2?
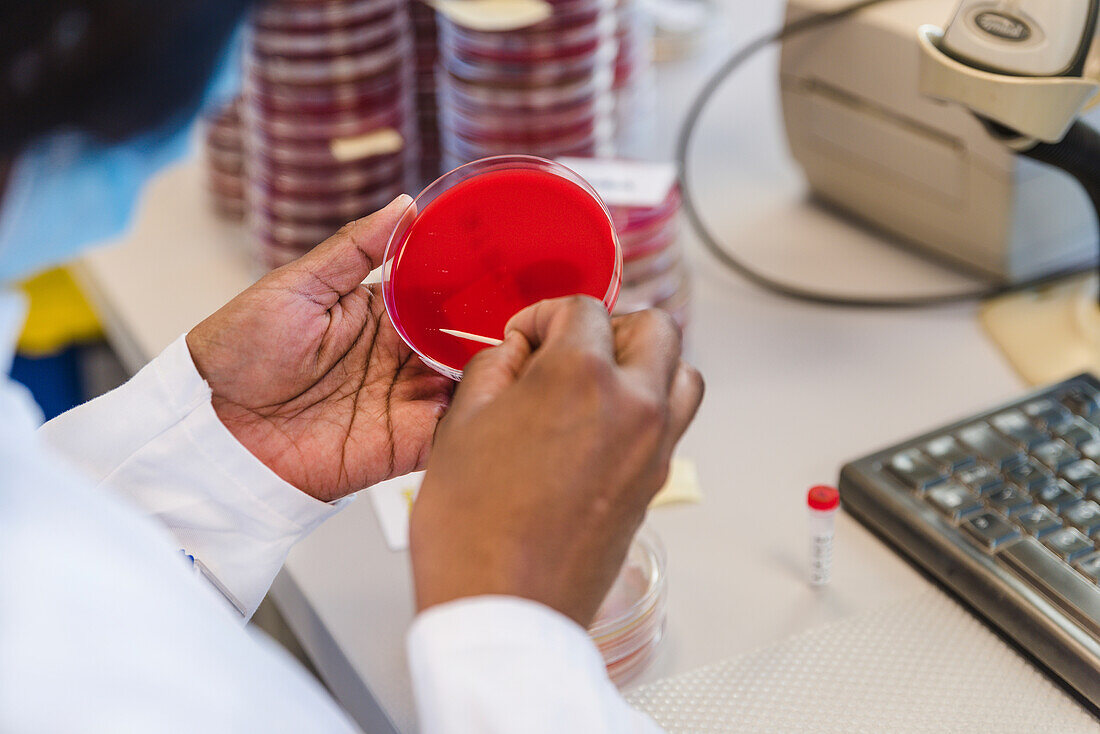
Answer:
186;196;454;502
411;296;704;626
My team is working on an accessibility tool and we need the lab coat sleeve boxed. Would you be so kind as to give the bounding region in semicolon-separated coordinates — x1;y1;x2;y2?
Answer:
38;334;345;618
407;596;664;733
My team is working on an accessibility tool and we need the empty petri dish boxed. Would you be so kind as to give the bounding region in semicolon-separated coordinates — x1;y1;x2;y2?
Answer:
588;525;668;686
383;155;621;380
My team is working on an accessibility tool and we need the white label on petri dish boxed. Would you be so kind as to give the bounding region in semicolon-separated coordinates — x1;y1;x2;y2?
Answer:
431;0;552;31
556;158;678;208
330;128;405;163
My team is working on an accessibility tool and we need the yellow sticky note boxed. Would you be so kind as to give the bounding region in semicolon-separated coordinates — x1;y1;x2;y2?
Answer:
650;458;702;508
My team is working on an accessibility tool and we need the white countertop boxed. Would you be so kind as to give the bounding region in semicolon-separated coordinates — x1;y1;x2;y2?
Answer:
75;2;1042;731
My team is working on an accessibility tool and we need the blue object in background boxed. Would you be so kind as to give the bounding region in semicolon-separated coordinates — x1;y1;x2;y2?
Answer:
10;347;84;421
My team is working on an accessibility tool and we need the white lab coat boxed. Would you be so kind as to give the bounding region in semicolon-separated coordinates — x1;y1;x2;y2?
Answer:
0;291;661;733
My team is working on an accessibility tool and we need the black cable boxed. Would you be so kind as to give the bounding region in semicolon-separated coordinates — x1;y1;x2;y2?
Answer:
675;0;1094;308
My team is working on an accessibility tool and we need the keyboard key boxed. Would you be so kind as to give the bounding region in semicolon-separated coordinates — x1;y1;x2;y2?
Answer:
958;424;1024;468
1015;505;1063;538
1054;417;1100;448
1075;552;1100;583
1063;501;1100;536
1035;479;1084;513
1024;399;1073;430
1062;387;1100;418
1062;460;1100;493
985;485;1033;516
1042;527;1096;561
990;410;1047;448
1004;459;1052;490
1002;538;1100;636
1031;440;1080;471
1082;439;1100;462
955;463;1003;494
887;449;945;490
925;483;983;520
963;512;1019;549
923;436;973;470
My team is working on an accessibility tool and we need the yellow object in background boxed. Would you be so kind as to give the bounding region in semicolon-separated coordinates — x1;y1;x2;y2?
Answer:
980;274;1099;386
16;267;103;357
650;457;702;508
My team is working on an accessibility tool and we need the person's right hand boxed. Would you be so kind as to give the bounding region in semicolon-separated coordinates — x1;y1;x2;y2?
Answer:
409;296;704;627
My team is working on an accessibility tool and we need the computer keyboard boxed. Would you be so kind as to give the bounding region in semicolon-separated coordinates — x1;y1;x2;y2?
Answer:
840;374;1100;708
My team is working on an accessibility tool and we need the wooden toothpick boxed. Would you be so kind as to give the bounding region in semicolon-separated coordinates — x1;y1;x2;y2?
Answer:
438;328;504;346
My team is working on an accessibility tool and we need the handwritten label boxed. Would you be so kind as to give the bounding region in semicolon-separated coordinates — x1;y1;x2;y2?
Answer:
557;158;677;208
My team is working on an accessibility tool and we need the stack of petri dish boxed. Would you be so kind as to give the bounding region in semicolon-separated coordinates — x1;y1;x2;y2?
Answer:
611;185;690;328
203;98;246;221
435;0;617;170
610;0;655;157
410;0;441;184
588;526;668;686
242;0;418;270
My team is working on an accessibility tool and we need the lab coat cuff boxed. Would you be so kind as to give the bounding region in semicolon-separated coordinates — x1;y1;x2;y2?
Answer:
407;595;636;733
153;335;349;613
160;336;347;530
408;596;602;664
42;334;348;618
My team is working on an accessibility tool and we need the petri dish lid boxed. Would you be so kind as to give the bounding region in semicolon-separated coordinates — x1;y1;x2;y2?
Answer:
382;155;621;380
438;67;613;109
613;263;689;314
440;43;615;86
252;0;402;31
588;525;667;641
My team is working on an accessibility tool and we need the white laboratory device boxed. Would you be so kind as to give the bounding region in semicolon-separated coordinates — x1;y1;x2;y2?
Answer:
780;0;1100;281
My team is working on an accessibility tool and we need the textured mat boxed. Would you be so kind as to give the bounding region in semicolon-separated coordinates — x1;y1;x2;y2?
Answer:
626;587;1098;732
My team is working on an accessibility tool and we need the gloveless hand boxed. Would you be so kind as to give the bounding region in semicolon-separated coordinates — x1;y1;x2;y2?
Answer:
410;296;704;627
186;196;454;502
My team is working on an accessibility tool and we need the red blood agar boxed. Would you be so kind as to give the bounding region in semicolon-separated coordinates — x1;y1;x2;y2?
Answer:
385;161;619;377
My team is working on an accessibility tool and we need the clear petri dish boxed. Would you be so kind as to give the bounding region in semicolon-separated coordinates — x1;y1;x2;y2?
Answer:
614;263;688;314
250;181;404;221
245;34;411;85
622;241;680;285
438;68;612;110
252;0;402;32
383;155;621;380
587;525;668;686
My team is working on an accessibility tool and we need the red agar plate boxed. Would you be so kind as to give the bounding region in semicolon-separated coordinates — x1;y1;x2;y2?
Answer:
383;155;621;380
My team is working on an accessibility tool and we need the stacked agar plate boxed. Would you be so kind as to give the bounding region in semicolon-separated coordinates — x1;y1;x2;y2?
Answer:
611;185;690;328
436;0;617;170
588;526;668;686
410;0;442;183
611;0;655;157
242;0;418;269
203;99;246;221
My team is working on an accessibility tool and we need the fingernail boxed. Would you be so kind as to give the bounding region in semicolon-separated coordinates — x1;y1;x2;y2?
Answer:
392;193;414;209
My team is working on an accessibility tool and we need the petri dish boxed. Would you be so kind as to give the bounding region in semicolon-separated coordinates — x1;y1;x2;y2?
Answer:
587;525;668;686
383;155;621;380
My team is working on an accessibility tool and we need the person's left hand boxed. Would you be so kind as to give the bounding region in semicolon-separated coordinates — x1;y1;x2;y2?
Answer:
186;196;454;502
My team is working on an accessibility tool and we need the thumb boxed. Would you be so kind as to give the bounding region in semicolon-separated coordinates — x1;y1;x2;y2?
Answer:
279;194;414;305
447;330;533;418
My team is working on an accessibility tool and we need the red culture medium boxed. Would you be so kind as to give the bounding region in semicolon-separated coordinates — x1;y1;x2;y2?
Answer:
385;160;620;378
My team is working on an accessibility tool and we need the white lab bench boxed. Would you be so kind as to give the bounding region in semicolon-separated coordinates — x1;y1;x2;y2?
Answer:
74;1;1062;731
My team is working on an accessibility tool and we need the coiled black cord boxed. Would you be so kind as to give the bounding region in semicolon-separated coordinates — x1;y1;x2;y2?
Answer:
675;0;1096;308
